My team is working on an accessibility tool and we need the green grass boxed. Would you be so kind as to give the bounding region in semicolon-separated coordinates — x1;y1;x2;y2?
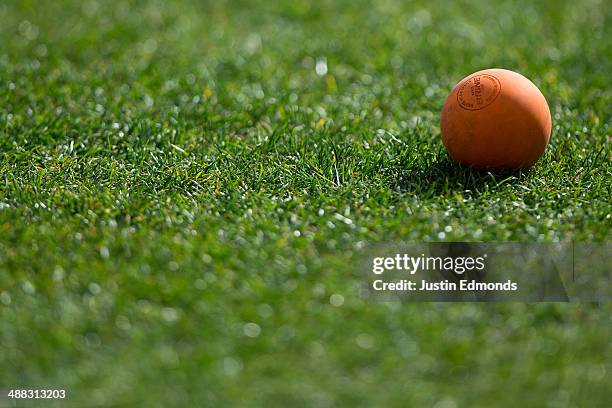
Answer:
1;0;611;406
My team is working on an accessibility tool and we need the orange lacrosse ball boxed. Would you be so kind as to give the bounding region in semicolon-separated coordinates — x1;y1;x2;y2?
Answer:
440;68;551;170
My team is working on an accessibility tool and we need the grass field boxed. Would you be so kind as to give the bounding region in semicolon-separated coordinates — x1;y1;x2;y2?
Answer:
1;0;611;406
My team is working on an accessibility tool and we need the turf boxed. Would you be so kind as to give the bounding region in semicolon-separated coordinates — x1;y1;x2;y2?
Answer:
0;0;611;406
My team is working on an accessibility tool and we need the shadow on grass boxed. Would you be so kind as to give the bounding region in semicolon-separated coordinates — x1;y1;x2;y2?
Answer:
393;155;531;197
